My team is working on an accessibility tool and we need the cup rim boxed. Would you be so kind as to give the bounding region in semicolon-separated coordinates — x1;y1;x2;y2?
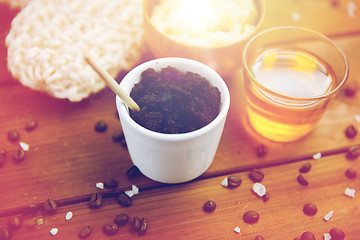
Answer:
242;26;349;101
116;57;230;141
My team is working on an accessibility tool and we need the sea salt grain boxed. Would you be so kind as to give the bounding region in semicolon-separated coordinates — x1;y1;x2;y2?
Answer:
221;177;228;187
252;183;266;197
132;185;139;195
347;1;357;18
125;190;135;197
96;182;104;190
19;142;30;151
324;233;331;240
355;114;360;123
313;152;322;160
344;188;356;198
324;210;334;221
65;211;73;220
234;226;241;233
50;228;58;236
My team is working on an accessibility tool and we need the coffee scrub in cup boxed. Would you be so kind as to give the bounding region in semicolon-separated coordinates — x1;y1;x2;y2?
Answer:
242;26;348;142
116;58;230;183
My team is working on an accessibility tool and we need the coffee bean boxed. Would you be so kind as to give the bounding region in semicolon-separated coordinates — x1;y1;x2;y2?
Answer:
94;121;107;132
7;130;19;142
303;203;317;216
139;218;148;235
297;174;309;186
104;178;118;189
249;170;264;182
345;168;357;179
346;145;360;160
329;228;345;240
118;192;132;207
131;216;141;232
255;235;264;240
13;148;25;162
299;162;311;173
300;231;315;240
256;144;268;157
114;214;129;226
227;175;242;188
89;193;102;208
344;87;356;97
243;211;259;224
8;216;21;230
43;199;57;214
79;225;92;239
127;165;141;178
330;0;340;7
262;192;270;202
0;228;10;240
112;131;125;142
103;223;118;235
203;200;216;212
345;124;358;138
25;120;38;131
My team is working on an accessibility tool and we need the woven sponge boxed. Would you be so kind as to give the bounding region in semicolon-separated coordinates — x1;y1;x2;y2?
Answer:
6;0;144;101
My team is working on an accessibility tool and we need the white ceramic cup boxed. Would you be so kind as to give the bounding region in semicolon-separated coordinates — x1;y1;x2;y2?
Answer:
116;57;230;183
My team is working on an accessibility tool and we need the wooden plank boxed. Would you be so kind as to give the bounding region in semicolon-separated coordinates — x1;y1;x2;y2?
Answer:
0;35;359;212
0;153;358;239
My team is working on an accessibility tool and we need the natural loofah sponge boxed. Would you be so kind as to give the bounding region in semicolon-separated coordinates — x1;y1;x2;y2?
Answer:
6;0;144;101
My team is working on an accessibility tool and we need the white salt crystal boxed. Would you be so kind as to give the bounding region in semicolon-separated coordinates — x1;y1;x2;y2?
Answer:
221;177;228;187
344;188;356;198
234;226;241;233
313;152;322;160
65;211;73;220
125;190;134;197
323;233;331;240
291;12;300;22
19;142;30;151
95;182;104;190
355;114;360;123
252;182;266;197
50;228;58;236
347;1;357;18
324;210;334;221
132;185;139;195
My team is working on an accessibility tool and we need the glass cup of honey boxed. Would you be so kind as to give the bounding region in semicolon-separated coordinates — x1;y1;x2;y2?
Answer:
242;26;349;142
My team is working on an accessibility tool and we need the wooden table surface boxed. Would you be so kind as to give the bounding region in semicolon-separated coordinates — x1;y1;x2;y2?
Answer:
1;0;360;239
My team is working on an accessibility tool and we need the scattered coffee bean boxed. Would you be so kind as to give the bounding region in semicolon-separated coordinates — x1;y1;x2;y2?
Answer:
7;130;19;142
104;178;118;189
227;175;242;188
329;228;345;240
297;174;309;186
249;170;264;182
346;145;360;160
0;228;10;240
243;211;259;224
256;144;268;157
345;168;357;179
345;124;358;139
127;165;141;178
89;193;102;209
303;203;317;216
262;192;270;202
8;216;21;230
139;218;148;235
114;214;129;226
25;120;38;131
118;192;132;207
79;225;92;239
94;121;107;132
103;223;118;236
299;162;312;173
255;235;264;240
330;0;340;7
300;231;315;240
13;148;25;162
43;199;57;214
203;200;216;212
344;86;356;97
131;216;141;232
112;131;125;142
